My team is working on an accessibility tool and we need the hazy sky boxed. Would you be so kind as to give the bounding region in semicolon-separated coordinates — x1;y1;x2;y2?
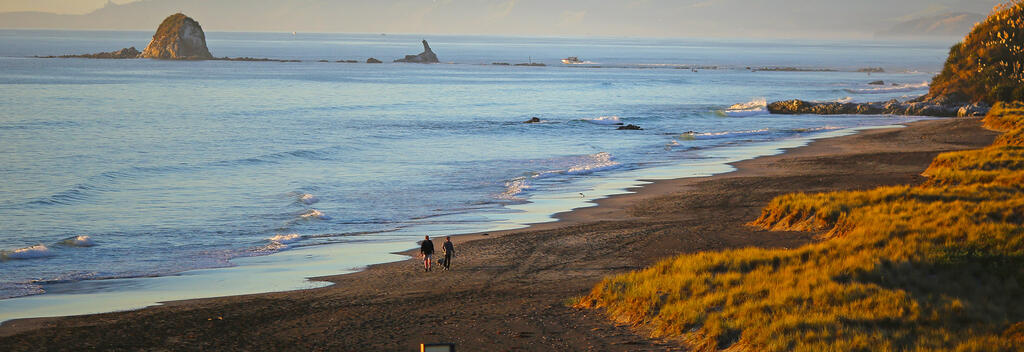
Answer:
0;0;1006;38
0;0;137;15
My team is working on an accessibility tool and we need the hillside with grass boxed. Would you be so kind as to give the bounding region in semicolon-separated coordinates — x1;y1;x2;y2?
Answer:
577;102;1024;350
928;1;1024;104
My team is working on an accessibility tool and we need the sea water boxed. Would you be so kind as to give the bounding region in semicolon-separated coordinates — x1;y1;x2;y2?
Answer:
0;30;954;321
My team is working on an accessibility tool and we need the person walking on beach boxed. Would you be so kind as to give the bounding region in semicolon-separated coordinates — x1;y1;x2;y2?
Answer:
420;235;435;272
442;236;455;271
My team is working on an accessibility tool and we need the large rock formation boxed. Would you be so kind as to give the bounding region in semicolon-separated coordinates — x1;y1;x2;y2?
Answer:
139;13;213;60
926;2;1024;104
394;40;439;63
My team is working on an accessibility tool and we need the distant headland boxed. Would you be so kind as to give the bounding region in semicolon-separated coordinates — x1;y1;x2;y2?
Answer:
772;3;1024;117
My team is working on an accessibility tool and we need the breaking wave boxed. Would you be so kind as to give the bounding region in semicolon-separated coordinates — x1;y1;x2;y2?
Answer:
844;82;929;94
722;98;769;117
497;152;622;199
59;235;96;247
2;244;55;260
300;209;330;220
582;116;623;125
299;193;319;205
499;177;532;199
694;129;773;139
268;233;302;244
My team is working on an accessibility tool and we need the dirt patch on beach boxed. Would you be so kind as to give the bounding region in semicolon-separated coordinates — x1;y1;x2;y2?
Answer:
0;118;997;351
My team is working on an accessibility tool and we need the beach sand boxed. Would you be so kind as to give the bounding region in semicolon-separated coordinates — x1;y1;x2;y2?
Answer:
0;118;998;351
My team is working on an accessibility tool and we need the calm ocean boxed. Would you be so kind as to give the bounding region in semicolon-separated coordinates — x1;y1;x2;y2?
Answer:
0;30;952;320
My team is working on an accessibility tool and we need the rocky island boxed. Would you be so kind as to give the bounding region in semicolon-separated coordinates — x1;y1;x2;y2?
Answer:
394;40;439;63
48;13;212;60
139;13;213;59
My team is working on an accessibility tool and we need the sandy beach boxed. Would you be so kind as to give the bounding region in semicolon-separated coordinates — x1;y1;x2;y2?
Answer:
0;117;997;351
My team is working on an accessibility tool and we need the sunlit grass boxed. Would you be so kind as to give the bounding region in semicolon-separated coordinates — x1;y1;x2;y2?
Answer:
929;2;1024;103
578;103;1024;351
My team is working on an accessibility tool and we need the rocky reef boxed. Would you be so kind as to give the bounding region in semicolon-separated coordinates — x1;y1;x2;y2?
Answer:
768;99;990;117
49;47;141;59
139;13;213;60
394;40;439;63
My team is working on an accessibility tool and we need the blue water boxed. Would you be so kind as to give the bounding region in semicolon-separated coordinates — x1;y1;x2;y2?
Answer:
0;30;954;316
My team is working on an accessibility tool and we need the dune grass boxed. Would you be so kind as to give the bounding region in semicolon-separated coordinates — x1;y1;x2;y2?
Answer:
577;103;1024;351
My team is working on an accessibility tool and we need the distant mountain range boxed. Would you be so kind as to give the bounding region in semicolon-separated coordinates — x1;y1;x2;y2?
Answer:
876;12;985;38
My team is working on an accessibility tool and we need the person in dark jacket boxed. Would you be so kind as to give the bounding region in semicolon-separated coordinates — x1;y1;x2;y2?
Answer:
442;236;455;271
420;235;435;272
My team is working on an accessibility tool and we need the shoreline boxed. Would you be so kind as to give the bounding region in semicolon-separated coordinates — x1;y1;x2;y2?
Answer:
0;121;915;323
0;117;998;350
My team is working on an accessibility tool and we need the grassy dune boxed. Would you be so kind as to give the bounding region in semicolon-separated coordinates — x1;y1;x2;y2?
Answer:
577;103;1024;351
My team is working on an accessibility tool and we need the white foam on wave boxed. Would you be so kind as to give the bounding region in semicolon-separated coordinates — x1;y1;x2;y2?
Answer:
2;244;55;260
845;82;929;94
499;177;532;199
300;209;330;220
59;235;96;247
0;282;45;299
790;126;843;133
268;233;302;244
695;129;773;140
566;152;621;175
582;116;623;125
299;193;319;205
495;152;622;200
723;98;769;117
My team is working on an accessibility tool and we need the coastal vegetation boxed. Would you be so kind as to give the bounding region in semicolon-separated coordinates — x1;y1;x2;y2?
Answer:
577;101;1024;350
579;3;1024;342
928;1;1024;104
578;10;1024;349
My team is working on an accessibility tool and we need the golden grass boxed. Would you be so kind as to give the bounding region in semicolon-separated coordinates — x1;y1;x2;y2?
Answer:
577;104;1024;351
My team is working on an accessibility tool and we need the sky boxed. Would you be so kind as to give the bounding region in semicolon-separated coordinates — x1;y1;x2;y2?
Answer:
0;0;137;15
0;0;1006;38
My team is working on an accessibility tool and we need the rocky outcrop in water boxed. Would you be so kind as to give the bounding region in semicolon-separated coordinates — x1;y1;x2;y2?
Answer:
139;13;213;60
767;98;989;117
394;40;439;63
366;58;382;64
54;47;140;59
617;124;644;130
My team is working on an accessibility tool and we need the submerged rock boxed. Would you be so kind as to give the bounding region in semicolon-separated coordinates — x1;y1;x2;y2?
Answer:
523;117;541;123
394;40;439;63
366;58;383;64
869;80;885;85
617;124;643;130
140;13;213;60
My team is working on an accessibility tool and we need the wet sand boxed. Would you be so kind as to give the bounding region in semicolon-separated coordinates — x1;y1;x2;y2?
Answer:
0;118;998;351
